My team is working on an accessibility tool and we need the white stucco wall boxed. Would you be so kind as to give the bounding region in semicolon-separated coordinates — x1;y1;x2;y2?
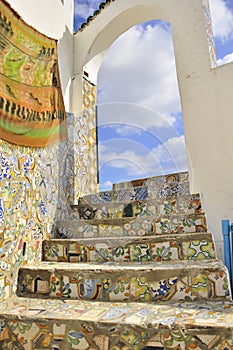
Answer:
7;0;74;111
72;0;233;260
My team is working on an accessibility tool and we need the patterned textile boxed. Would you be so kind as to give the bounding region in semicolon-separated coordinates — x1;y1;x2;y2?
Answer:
0;0;67;147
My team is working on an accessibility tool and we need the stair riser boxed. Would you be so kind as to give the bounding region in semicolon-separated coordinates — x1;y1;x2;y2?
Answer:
76;194;202;221
43;235;216;263
17;265;231;303
79;186;149;205
112;171;189;190
56;213;207;239
80;180;190;207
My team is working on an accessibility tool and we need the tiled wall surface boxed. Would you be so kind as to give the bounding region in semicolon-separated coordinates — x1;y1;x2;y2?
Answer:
0;137;70;298
73;77;99;202
0;77;98;299
202;0;217;68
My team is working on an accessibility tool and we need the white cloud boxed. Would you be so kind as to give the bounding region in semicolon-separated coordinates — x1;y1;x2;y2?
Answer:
74;0;100;20
209;0;233;42
98;102;177;136
100;180;113;190
98;23;181;118
99;136;188;178
217;52;233;65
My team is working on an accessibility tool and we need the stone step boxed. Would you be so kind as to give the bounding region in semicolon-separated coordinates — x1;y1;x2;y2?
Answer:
75;194;202;220
1;296;233;349
79;180;190;207
55;212;207;239
78;185;149;206
42;232;216;263
17;260;231;302
112;171;189;190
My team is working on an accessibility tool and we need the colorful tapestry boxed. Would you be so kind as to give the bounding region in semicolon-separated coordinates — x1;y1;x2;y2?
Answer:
0;0;67;147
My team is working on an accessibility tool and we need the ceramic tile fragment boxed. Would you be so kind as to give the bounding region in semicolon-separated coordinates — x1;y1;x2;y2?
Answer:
109;278;130;301
151;241;179;261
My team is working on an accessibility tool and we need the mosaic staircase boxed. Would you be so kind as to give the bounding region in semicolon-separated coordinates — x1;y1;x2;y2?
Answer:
1;172;233;349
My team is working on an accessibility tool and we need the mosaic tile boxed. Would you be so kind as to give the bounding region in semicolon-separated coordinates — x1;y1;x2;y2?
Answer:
94;335;109;349
129;244;151;262
108;206;124;219
17;269;51;297
50;274;62;298
109;278;130;301
7;321;45;350
191;273;211;299
182;239;216;260
154;214;207;235
99;306;129;323
213;338;233;350
130;277;151;302
151;241;179;261
177;194;202;214
203;0;217;67
113;245;130;262
160;329;194;350
110;339;131;350
159;198;178;216
132;202;156;217
53;322;67;340
208;271;231;298
43;242;67;262
68;330;90;349
67;243;84;263
99;224;123;237
61;275;80;299
123;219;153;236
150;277;178;301
79;278;103;301
175;277;197;302
90;243;113;262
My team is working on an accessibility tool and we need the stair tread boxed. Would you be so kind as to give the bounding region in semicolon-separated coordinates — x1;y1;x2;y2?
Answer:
45;231;214;243
66;212;207;222
21;259;225;272
72;213;206;222
1;295;233;329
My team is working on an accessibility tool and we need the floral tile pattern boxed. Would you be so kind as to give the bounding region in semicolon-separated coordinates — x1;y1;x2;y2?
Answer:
80;186;148;205
109;278;130;301
74;194;202;223
0;297;233;349
16;260;231;303
151;241;180;261
42;233;216;263
182;239;216;260
153;213;207;235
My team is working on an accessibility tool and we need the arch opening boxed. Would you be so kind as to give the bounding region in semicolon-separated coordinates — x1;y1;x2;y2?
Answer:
90;20;188;190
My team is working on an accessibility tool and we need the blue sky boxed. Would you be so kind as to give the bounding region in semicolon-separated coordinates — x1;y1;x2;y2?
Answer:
74;0;233;190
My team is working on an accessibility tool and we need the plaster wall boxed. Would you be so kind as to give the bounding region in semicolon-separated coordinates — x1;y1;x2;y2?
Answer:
72;0;232;259
7;0;74;111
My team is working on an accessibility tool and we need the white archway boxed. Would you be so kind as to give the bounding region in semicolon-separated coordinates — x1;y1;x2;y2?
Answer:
71;0;233;259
